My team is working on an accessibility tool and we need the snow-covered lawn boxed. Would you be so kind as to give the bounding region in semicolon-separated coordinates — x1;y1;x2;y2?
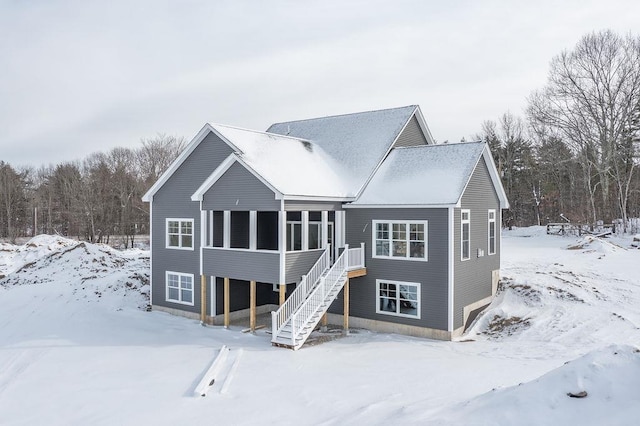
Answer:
0;229;638;425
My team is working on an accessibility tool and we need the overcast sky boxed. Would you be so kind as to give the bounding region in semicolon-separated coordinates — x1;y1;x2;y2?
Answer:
2;0;640;167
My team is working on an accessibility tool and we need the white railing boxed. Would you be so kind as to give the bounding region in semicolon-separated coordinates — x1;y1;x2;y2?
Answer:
347;242;365;271
271;246;330;337
289;248;348;346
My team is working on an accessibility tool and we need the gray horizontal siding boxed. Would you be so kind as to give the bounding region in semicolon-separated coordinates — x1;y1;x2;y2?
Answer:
393;115;428;148
152;131;234;313
203;162;280;211
453;158;501;329
203;248;280;284
285;249;324;284
284;200;344;211
336;208;449;331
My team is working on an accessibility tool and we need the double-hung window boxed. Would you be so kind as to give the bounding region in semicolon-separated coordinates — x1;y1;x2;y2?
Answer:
461;210;470;260
488;209;496;255
166;218;194;249
373;220;427;261
376;279;420;319
166;271;194;305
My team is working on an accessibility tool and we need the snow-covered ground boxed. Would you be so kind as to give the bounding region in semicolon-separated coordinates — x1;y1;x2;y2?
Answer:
0;229;638;425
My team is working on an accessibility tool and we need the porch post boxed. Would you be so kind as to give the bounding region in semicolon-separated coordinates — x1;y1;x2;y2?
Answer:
224;277;230;328
223;210;231;248
301;210;309;251
200;275;207;324
279;283;286;305
343;277;349;335
321;313;328;332
321;211;328;249
250;280;256;333
249;211;257;250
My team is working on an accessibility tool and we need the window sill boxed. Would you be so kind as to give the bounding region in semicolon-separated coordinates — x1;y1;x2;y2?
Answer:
165;298;194;306
372;255;428;262
376;310;421;320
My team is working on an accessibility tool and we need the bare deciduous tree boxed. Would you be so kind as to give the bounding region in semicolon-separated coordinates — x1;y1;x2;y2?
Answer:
528;30;640;228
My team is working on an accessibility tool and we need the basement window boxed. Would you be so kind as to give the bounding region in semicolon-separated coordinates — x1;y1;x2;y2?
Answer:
166;271;194;305
376;279;420;319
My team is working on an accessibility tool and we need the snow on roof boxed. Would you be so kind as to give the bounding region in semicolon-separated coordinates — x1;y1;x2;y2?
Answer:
351;141;486;206
267;105;418;193
210;124;355;198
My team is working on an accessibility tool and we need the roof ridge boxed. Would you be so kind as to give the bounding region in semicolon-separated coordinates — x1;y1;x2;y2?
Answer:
210;122;314;143
393;140;484;150
269;105;417;127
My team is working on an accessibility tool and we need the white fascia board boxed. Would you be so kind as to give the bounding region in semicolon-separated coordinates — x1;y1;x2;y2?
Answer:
344;203;456;209
482;146;510;209
282;195;355;202
190;154;284;202
233;156;284;200
456;146;509;209
142;123;216;202
413;105;435;145
191;155;238;201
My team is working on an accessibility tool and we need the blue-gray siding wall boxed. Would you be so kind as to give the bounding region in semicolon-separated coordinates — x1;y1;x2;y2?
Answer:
202;162;280;211
393;116;428;148
336;208;449;330
203;248;280;283
284;200;344;211
453;158;501;329
285;249;325;284
151;131;233;314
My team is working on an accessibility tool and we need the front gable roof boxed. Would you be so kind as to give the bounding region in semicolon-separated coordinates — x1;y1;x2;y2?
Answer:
349;142;509;208
191;124;354;200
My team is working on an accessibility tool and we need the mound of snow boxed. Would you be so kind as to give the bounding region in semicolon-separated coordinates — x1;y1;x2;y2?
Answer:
566;235;623;254
429;345;640;425
466;232;640;353
0;235;149;309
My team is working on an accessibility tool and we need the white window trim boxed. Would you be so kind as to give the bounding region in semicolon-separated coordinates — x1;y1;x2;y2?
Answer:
488;209;496;256
165;271;194;306
371;220;428;262
166;218;195;250
461;209;470;261
376;279;421;319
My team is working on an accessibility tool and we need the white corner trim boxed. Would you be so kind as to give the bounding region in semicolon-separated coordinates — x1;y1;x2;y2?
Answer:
413;105;436;145
448;206;454;332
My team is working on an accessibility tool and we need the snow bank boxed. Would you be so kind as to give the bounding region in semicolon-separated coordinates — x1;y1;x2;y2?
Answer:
429;345;640;425
467;230;640;355
0;235;149;309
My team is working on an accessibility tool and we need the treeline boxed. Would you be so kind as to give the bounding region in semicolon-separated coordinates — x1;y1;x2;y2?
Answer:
0;135;185;245
474;30;640;233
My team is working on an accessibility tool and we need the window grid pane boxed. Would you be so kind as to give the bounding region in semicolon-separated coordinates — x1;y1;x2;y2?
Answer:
374;221;427;260
377;281;419;318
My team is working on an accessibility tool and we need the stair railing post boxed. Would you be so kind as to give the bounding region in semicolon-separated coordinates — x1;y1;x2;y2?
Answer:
291;312;296;346
271;311;277;338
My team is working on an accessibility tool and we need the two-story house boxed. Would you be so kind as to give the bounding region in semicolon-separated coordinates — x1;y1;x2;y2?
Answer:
142;105;508;349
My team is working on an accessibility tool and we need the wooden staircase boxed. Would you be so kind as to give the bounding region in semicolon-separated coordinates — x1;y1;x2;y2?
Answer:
271;246;350;350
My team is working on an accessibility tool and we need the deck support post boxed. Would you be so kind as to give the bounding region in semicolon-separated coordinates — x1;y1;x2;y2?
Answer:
279;283;286;305
250;280;256;333
321;313;328;332
200;275;207;324
343;277;349;335
224;277;230;328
